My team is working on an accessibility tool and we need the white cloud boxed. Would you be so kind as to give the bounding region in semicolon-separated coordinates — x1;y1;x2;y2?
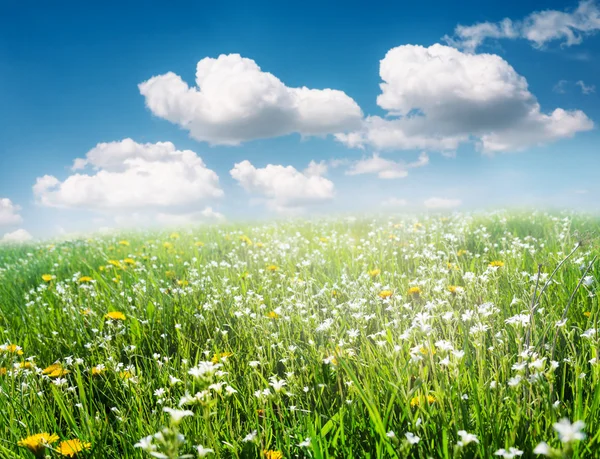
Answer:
424;197;462;209
230;160;334;213
445;1;600;51
576;80;596;94
155;207;226;226
381;198;408;208
336;44;592;154
345;152;429;179
33;139;223;211
0;198;23;226
2;229;33;243
139;54;362;145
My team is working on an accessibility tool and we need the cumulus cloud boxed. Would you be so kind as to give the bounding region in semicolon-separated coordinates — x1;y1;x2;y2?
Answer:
576;80;596;94
445;1;600;51
0;198;22;226
424;197;462;209
33;139;223;211
139;54;362;145
345;152;429;179
336;44;592;154
230;160;334;213
2;229;33;243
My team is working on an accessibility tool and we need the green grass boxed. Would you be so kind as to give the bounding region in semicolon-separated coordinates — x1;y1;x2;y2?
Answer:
0;211;598;458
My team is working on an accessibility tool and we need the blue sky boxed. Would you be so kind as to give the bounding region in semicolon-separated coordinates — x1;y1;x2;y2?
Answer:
1;0;599;240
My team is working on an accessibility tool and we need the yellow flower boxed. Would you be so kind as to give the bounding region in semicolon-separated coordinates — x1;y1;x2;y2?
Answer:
56;439;91;457
176;279;189;286
584;311;591;318
489;260;504;268
211;352;233;364
19;361;34;369
407;286;422;296
267;311;280;319
163;242;174;249
1;344;23;355
165;270;176;279
368;269;381;277
42;363;69;378
78;276;93;283
123;258;136;265
378;290;393;299
119;370;134;380
81;308;92;316
410;394;436;407
266;264;279;272
239;235;253;245
91;366;105;376
332;290;340;297
256;242;264;248
18;433;59;454
0;367;6;376
263;450;284;459
194;241;205;247
457;249;467;256
42;274;54;282
118;240;130;246
319;237;328;243
448;285;461;294
105;311;126;321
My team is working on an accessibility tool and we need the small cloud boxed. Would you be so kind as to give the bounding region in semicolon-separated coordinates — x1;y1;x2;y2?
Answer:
576;80;596;94
0;198;23;226
553;80;568;94
2;229;33;243
424;197;462;209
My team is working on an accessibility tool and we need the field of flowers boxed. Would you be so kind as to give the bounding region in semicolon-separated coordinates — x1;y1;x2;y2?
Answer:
0;212;598;458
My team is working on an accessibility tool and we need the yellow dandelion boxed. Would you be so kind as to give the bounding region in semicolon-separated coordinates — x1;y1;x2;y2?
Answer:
42;274;54;282
123;258;136;265
1;344;23;355
489;260;504;268
118;240;130;246
19;361;34;369
263;450;284;459
266;264;279;272
378;290;393;299
165;270;176;279
256;242;264;248
267;311;280;319
0;368;6;376
368;269;381;277
18;433;59;454
211;352;233;364
319;237;328;243
163;242;174;250
56;439;91;457
410;394;437;407
194;241;205;247
448;285;460;294
42;363;69;378
584;311;591;318
407;286;422;296
239;235;253;245
78;276;93;283
457;249;467;256
119;370;134;380
81;308;92;316
176;279;189;286
104;311;126;321
91;366;105;376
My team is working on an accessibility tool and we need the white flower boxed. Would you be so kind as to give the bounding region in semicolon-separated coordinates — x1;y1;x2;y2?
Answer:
269;377;287;393
163;407;194;424
405;432;420;445
457;430;479;446
134;435;156;452
533;442;551;456
553;418;585;443
298;438;311;447
242;430;257;442
386;431;396;439
495;447;523;458
196;444;214;457
583;275;594;287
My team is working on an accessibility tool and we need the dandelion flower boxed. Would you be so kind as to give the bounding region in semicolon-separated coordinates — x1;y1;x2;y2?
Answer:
56;439;91;457
267;311;279;319
407;286;422;296
410;394;436;407
378;290;393;299
104;311;126;321
263;450;284;459
78;276;93;283
211;352;233;364
42;364;69;378
368;269;381;277
1;344;23;355
42;274;54;282
488;260;504;268
118;240;130;246
195;241;205;247
18;433;59;454
266;264;279;272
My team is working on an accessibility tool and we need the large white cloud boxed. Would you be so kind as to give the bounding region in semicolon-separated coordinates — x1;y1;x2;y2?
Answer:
230;160;334;213
445;1;600;51
139;54;363;145
33;138;223;211
0;198;22;226
345;152;429;179
1;229;33;243
336;44;592;154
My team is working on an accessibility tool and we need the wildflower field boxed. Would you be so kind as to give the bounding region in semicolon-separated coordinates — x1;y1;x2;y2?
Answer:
1;212;599;458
